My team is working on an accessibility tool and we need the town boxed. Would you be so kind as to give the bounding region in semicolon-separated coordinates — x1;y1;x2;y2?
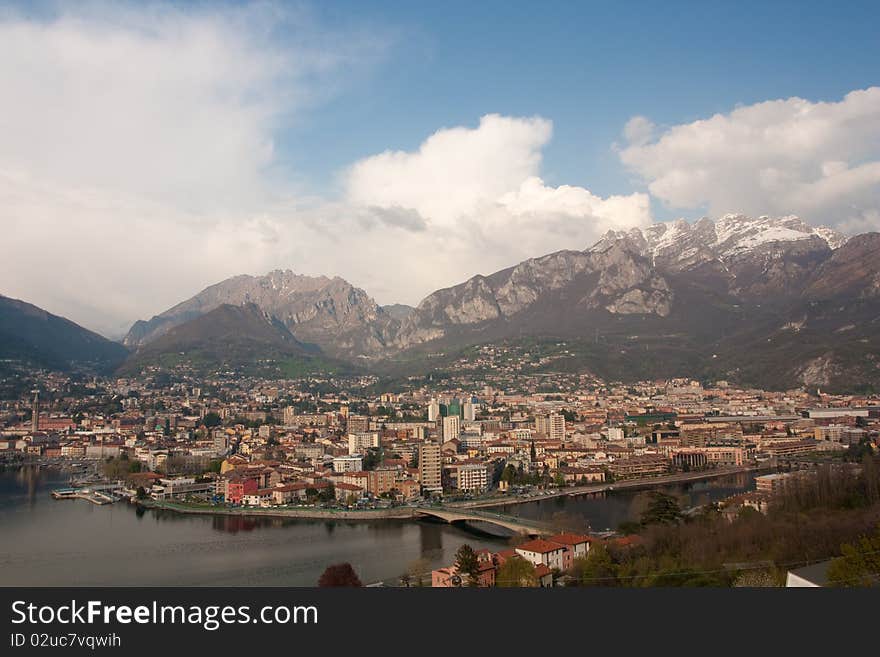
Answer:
2;360;878;586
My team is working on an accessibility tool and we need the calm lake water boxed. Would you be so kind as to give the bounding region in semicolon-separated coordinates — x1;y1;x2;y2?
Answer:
0;466;755;586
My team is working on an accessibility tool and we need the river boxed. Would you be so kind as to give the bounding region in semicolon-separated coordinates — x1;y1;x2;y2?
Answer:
0;466;756;586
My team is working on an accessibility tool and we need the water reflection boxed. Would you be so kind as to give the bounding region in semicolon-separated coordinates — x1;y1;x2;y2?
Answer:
0;466;756;585
0;466;508;586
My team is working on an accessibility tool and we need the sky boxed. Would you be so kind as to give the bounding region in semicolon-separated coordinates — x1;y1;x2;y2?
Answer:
1;0;878;338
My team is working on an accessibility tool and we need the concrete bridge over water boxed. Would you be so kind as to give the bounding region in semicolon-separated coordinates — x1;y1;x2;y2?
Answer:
414;506;555;536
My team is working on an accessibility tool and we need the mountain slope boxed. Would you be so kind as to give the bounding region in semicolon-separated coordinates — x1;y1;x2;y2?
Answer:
124;270;399;359
0;295;128;372
386;216;878;392
118;215;879;391
119;303;340;376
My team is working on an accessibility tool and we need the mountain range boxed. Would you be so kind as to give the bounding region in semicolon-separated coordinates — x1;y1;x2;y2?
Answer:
6;214;880;392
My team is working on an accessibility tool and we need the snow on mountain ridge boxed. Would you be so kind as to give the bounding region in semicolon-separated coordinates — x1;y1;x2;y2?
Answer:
591;214;846;261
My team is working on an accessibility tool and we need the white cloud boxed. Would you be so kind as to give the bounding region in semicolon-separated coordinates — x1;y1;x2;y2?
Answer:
623;116;655;147
0;4;653;338
0;2;384;336
619;88;880;229
341;114;652;304
346;114;553;226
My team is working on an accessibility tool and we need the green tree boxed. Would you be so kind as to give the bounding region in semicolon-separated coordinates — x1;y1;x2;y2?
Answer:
640;491;682;527
454;544;481;586
827;529;880;587
202;412;222;428
496;556;538;587
569;544;617;586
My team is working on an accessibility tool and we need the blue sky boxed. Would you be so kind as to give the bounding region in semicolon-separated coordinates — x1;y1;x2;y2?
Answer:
280;0;880;212
1;0;879;333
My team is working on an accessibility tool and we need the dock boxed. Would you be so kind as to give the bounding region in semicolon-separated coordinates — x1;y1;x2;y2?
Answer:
51;484;123;505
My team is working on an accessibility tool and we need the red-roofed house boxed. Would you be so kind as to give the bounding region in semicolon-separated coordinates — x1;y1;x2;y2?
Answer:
515;539;568;571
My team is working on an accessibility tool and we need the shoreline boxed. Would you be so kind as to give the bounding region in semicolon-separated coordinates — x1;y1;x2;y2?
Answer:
451;464;769;509
137;465;765;523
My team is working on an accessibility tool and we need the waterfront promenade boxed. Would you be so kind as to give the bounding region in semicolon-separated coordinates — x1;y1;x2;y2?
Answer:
137;465;763;535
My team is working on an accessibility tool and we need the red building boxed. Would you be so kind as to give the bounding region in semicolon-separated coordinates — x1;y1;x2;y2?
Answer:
226;477;259;504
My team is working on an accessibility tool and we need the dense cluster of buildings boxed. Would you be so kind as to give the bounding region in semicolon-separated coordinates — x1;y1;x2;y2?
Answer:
2;372;878;508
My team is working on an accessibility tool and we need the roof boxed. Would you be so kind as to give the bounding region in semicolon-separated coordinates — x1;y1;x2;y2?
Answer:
534;564;553;578
516;539;566;554
548;533;592;546
787;560;832;587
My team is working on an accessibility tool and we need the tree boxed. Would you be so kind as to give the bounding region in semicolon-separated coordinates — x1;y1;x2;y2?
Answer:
318;563;363;587
496;556;537;587
454;544;481;586
569;544;617;587
827;529;880;587
202;412;222;428
862;454;879;505
318;484;336;503
362;447;383;471
640;491;682;527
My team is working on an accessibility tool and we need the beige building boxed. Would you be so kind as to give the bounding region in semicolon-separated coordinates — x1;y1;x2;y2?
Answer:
442;415;461;442
536;413;565;441
419;441;442;494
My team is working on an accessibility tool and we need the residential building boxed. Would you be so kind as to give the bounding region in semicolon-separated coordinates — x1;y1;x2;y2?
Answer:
419;441;442;494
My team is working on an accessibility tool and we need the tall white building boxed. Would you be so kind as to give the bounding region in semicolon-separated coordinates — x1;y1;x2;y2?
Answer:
536;412;566;440
427;398;441;422
442;415;461;441
462;400;476;422
549;413;566;441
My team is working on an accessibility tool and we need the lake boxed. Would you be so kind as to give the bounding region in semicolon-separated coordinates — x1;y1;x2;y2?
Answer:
0;465;755;586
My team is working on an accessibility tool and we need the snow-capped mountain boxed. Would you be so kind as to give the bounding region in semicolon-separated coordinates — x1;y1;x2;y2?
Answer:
122;214;880;392
591;214;847;269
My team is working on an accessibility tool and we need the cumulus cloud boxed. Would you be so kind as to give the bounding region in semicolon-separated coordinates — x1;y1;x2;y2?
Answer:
623;116;655;147
0;2;384;336
346;114;554;225
0;4;652;338
619;88;880;229
342;114;652;300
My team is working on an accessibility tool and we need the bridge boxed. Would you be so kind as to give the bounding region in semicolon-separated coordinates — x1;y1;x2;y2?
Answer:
414;506;555;536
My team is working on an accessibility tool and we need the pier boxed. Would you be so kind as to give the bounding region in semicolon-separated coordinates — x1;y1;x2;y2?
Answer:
51;482;126;505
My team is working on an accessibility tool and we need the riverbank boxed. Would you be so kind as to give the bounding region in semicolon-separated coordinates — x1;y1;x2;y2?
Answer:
138;465;768;524
450;464;772;510
140;499;418;522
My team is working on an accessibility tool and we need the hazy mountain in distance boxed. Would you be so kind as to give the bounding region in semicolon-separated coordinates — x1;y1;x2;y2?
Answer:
119;303;342;376
381;304;415;322
124;270;401;360
0;294;129;372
